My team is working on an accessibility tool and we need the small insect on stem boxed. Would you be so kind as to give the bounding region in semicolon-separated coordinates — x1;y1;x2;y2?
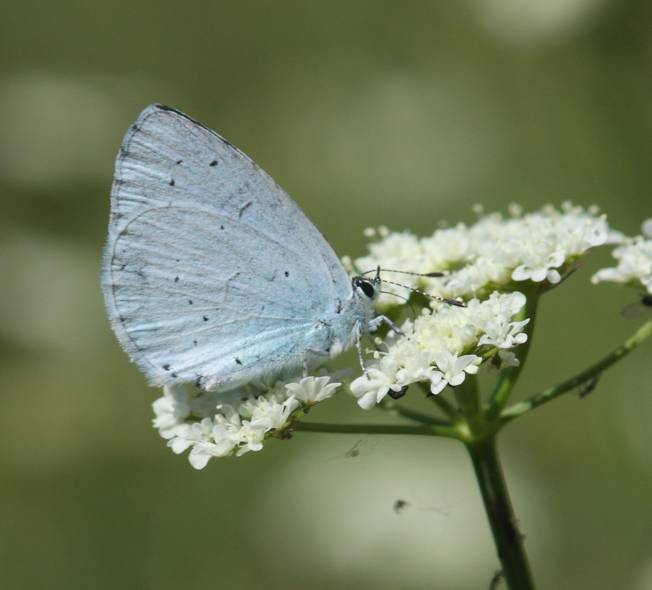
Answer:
579;375;600;399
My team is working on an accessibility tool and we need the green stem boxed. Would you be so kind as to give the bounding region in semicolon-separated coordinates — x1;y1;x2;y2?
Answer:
500;319;652;425
487;287;541;420
455;376;481;417
467;437;535;590
293;421;460;439
418;382;458;418
379;399;452;427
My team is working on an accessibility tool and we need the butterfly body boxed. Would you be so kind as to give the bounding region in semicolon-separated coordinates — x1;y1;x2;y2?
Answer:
102;104;376;392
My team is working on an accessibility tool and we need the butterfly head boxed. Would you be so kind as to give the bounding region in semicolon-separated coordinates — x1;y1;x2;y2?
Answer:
352;267;381;301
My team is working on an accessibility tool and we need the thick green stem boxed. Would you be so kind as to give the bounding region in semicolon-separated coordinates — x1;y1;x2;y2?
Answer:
501;319;652;424
467;438;535;590
455;376;481;417
293;421;460;439
488;287;541;420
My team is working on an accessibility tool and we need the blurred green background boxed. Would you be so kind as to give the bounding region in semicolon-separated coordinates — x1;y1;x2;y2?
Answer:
1;1;651;588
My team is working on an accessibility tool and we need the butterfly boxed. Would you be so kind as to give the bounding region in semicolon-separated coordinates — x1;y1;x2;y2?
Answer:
102;104;403;392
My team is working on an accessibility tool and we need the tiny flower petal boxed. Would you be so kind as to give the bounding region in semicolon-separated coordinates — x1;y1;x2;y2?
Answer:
285;376;341;404
642;219;652;239
592;237;652;295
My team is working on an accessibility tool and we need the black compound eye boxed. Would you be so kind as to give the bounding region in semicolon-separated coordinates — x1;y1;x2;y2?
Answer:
357;279;376;298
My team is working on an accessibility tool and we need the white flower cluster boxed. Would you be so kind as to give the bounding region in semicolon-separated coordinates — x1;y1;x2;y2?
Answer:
353;203;619;306
351;292;529;409
152;376;340;469
592;220;652;295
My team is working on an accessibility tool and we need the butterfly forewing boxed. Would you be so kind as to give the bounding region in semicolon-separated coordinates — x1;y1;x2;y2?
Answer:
103;105;352;390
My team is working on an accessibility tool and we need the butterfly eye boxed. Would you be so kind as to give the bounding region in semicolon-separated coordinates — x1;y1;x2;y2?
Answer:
354;277;376;299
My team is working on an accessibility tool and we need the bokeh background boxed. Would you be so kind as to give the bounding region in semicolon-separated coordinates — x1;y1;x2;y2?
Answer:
1;1;651;588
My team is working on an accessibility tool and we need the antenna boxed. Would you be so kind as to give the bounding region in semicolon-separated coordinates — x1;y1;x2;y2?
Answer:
378;289;417;318
361;268;447;278
380;279;466;308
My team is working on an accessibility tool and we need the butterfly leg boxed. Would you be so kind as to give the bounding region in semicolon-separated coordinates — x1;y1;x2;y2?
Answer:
368;315;406;337
354;321;369;378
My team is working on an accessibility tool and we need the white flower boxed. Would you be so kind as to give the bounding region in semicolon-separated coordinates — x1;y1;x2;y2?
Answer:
184;416;242;469
473;291;529;348
642;219;652;239
350;292;530;408
350;368;404;410
592;237;652;295
431;351;482;392
249;396;300;432
354;203;618;302
152;384;192;439
511;249;565;283
285;376;341;405
151;374;339;468
498;350;520;368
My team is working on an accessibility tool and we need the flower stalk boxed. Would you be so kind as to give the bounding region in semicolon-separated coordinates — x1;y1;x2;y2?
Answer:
292;420;459;439
466;437;534;590
500;319;652;425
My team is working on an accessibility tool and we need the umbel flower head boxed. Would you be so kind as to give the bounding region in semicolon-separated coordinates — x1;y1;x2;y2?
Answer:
351;202;620;306
350;292;528;409
152;376;340;469
151;202;635;468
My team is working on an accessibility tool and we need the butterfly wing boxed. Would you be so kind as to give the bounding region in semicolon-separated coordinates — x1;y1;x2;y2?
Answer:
102;104;352;391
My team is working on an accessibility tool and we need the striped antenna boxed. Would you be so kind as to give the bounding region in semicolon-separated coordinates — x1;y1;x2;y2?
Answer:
380;278;466;308
361;268;447;278
378;289;417;318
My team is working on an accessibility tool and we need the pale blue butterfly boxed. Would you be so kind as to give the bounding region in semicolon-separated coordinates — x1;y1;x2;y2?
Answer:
102;104;406;392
